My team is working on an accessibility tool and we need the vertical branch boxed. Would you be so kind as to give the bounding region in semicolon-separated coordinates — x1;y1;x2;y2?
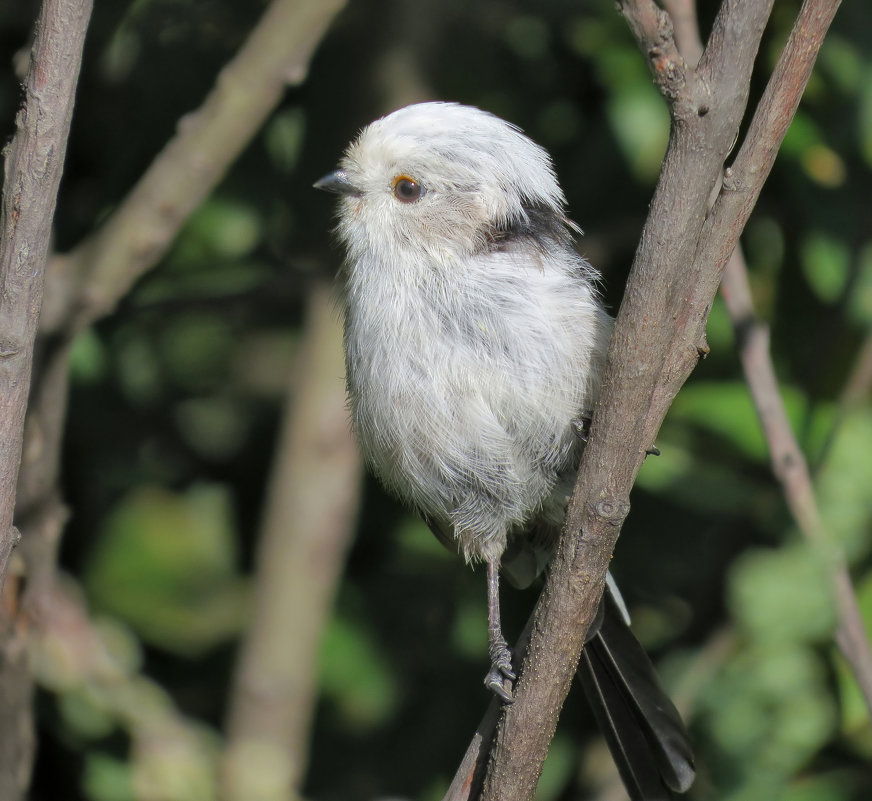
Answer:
0;0;93;587
0;3;90;796
223;283;362;801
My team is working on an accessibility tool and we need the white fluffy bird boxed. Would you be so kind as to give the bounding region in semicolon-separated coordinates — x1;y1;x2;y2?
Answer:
316;102;694;800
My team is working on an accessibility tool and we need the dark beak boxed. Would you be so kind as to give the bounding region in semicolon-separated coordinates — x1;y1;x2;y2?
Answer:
313;169;361;196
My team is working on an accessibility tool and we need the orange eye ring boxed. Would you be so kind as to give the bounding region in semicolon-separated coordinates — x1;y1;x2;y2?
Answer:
392;175;423;203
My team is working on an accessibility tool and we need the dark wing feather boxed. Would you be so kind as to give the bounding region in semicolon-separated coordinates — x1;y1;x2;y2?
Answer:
578;587;695;799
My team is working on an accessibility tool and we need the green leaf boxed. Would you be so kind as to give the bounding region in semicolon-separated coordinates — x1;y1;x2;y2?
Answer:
607;85;669;182
84;484;249;656
264;108;307;174
728;544;836;645
848;242;872;326
159;312;234;391
815;407;872;560
667;381;805;463
835;570;872;745
319;614;398;728
704;644;837;779
70;328;109;384
82;753;135;801
781;111;822;158
801;231;850;303
536;733;575;801
635;438;758;513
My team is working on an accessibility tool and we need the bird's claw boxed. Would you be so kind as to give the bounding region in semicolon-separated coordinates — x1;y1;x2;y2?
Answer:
485;636;516;702
484;667;515;703
571;415;593;443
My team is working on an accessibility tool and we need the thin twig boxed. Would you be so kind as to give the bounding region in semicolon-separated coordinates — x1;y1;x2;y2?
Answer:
721;249;872;712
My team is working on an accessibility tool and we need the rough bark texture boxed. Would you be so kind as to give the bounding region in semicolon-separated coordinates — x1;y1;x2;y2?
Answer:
0;0;93;588
479;1;842;798
0;6;92;794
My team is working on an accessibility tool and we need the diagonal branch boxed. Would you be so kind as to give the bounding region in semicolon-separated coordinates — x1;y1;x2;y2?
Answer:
616;0;690;108
17;0;348;536
40;0;347;339
721;249;872;711
666;0;872;714
479;0;846;797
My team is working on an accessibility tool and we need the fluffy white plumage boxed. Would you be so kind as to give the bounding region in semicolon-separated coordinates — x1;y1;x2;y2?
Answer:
325;102;612;567
316;104;696;791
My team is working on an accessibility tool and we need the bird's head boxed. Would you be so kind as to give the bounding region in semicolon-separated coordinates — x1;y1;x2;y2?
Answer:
315;102;572;266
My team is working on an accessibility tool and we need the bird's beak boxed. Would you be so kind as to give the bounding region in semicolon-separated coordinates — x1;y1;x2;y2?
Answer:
313;169;361;196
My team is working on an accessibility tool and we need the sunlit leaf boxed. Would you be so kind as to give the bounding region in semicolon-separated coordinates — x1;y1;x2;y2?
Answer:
666;381;805;463
847;242;872;326
818;35;863;94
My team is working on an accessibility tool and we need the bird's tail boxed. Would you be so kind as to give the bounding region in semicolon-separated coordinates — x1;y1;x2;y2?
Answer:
577;584;695;801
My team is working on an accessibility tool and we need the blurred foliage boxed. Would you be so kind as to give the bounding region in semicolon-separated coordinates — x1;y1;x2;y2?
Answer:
2;0;872;800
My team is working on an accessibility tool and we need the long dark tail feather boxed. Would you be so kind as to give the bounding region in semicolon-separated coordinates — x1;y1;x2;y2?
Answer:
577;587;695;800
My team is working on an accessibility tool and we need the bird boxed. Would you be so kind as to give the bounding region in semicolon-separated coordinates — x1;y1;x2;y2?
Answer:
315;101;694;800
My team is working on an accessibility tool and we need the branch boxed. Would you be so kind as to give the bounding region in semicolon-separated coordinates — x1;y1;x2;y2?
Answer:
478;0;848;796
4;2;346;798
18;0;348;518
0;0;93;588
25;573;220;797
666;0;872;718
661;0;704;67
721;249;872;711
222;283;362;801
40;0;347;338
616;0;690;109
699;0;843;283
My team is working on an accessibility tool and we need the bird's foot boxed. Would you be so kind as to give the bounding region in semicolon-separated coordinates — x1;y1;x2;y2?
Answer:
484;635;516;703
571;414;593;443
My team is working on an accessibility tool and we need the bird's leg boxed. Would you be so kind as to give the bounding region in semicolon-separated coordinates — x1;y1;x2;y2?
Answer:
484;557;516;703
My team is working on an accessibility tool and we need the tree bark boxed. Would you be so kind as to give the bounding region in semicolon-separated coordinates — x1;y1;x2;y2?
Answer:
480;1;842;798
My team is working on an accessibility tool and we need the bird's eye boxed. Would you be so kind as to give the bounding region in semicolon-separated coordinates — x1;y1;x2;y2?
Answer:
392;175;423;203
